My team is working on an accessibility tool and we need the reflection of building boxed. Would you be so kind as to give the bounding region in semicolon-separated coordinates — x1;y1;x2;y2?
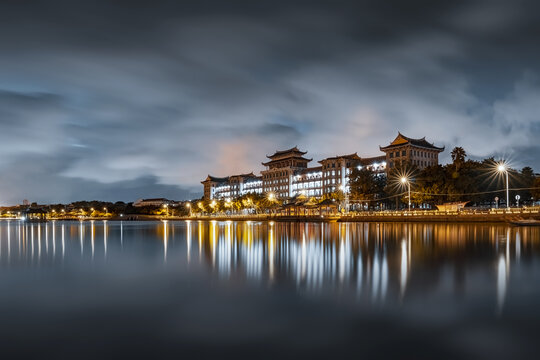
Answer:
380;133;444;170
202;133;443;200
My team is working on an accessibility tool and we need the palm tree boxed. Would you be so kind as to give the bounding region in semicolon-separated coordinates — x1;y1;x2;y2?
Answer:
451;146;467;173
451;146;466;164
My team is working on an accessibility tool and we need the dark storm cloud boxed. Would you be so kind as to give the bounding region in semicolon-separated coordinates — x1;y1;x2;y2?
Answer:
0;0;540;204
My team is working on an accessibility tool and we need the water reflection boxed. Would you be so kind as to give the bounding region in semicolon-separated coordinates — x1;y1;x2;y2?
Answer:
163;220;168;262
0;220;539;315
190;221;540;313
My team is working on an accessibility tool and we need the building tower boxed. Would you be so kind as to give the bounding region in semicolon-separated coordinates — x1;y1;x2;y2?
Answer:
261;147;312;199
380;133;444;170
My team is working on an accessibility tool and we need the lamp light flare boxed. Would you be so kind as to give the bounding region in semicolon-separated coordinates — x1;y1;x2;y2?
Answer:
495;160;510;208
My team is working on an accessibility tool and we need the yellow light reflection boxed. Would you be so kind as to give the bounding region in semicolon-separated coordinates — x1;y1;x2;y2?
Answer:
91;220;95;260
103;220;108;259
163;220;168;263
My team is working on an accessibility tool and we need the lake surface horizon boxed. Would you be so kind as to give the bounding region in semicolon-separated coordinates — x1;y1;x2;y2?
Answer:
0;220;539;358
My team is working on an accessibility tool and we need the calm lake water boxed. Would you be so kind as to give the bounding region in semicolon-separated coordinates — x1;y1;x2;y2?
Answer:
0;220;539;358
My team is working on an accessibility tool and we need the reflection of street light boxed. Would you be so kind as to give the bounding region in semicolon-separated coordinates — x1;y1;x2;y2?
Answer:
497;162;510;208
401;177;411;211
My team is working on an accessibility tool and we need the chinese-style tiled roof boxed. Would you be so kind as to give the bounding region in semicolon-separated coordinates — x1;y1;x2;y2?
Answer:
380;132;444;151
318;152;362;163
229;172;258;179
202;172;260;184
262;155;313;166
266;146;307;159
202;175;229;183
359;155;386;166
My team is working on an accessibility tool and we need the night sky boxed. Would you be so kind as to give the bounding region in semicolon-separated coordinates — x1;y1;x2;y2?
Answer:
1;0;539;204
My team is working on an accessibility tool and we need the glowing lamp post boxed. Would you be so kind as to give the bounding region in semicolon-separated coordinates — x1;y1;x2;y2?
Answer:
186;202;192;217
340;185;349;213
497;163;510;208
163;204;169;217
401;177;411;211
267;193;276;215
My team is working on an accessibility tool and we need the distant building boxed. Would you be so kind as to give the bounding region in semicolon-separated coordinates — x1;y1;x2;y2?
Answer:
201;172;263;200
133;198;174;207
201;133;443;200
202;150;387;200
319;153;386;195
261;147;312;198
380;133;444;170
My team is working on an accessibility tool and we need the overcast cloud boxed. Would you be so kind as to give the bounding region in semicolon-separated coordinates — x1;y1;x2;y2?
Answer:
0;0;539;204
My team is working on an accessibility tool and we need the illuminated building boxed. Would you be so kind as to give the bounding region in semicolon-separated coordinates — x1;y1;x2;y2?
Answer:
380;133;444;170
261;147;312;198
319;153;386;195
201;172;263;200
202;133;443;200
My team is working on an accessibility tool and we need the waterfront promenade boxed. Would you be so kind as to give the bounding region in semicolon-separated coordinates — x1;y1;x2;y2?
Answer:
3;207;538;223
182;207;540;223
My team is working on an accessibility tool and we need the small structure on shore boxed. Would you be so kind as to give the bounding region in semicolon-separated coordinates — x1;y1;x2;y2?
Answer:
435;202;469;212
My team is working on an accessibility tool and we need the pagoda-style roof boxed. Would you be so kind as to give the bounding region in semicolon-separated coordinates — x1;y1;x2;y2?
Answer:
262;155;312;167
359;155;386;166
319;152;362;163
201;175;229;184
201;172;259;184
379;132;444;152
229;172;258;179
266;146;307;159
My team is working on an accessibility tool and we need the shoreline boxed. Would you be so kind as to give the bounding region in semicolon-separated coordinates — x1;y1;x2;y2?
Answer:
4;211;538;224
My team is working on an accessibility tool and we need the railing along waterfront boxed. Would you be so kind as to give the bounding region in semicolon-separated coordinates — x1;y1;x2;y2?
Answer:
186;206;540;223
342;207;540;217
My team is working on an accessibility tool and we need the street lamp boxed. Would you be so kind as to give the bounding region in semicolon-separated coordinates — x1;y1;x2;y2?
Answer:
340;185;349;213
401;177;411;211
268;192;275;201
163;204;169;217
185;202;192;217
497;162;510;208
